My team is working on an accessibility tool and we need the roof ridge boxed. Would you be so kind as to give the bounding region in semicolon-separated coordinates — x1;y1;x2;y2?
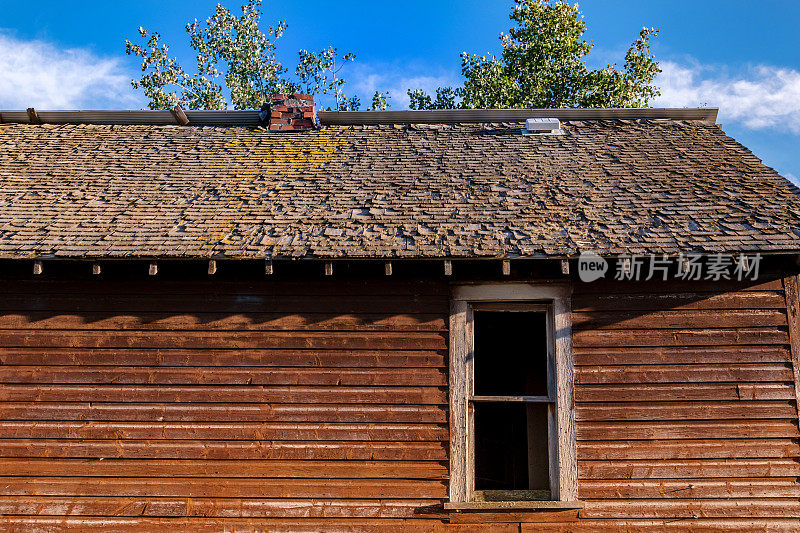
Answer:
318;108;719;124
0;107;718;127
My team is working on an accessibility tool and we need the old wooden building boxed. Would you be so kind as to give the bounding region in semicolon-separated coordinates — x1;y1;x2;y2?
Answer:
0;99;799;531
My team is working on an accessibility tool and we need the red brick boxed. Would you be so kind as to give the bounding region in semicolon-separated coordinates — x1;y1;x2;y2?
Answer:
269;93;314;130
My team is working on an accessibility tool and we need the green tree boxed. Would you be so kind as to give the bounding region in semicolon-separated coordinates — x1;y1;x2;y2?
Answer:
125;0;365;111
296;46;360;111
407;87;457;110
409;0;660;109
368;91;391;111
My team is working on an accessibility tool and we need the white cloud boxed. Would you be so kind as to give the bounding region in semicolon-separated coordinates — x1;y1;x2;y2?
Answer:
654;60;800;133
348;62;461;109
0;33;139;109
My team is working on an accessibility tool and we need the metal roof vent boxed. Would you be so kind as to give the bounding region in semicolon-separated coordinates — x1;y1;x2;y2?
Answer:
522;117;562;135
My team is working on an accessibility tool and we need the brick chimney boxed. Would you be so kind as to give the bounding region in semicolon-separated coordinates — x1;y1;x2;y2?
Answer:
268;94;315;131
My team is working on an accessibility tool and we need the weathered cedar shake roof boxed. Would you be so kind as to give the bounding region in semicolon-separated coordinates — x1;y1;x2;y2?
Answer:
0;113;799;259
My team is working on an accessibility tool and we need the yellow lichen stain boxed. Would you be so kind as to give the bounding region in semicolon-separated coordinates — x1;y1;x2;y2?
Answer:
195;129;349;246
205;129;348;180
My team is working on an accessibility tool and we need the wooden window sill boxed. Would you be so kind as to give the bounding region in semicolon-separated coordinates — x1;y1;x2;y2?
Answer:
443;500;584;511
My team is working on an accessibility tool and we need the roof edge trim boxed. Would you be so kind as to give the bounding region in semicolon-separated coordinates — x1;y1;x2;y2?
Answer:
0;110;263;127
0;107;718;127
318;107;719;124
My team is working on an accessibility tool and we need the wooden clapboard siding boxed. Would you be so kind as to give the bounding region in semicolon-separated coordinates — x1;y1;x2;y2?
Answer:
0;517;519;533
1;275;799;531
571;276;800;528
0;279;453;529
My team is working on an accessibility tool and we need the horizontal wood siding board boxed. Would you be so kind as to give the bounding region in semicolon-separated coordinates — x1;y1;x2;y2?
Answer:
579;479;800;499
0;402;448;423
0;421;450;441
578;458;800;479
577;420;800;440
0;517;792;533
0;517;520;533
575;365;794;384
0;348;447;368
576;383;795;402
0;517;796;533
578;439;800;460
0;517;796;532
572;309;788;329
572;291;787;311
0;384;448;404
0;439;449;461
575;401;797;421
573;345;791;366
0;369;447;386
0;518;787;533
0;330;448;350
521;521;800;532
580;499;800;519
0;496;444;518
0;458;449;479
0;477;449;499
0;312;447;332
573;328;789;347
447;509;580;524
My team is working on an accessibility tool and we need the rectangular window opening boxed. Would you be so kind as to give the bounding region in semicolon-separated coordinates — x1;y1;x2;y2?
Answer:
472;310;551;499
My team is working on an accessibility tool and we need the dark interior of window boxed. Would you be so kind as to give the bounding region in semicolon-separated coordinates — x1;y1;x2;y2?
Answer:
473;311;550;493
473;311;548;396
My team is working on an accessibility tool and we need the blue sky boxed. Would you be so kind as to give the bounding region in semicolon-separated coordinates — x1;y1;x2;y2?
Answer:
1;0;799;182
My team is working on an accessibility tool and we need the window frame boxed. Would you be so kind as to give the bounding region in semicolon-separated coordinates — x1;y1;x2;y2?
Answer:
447;283;578;507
